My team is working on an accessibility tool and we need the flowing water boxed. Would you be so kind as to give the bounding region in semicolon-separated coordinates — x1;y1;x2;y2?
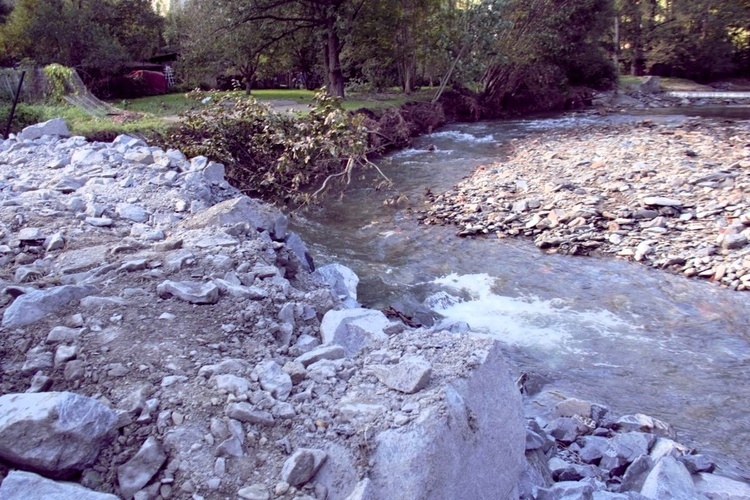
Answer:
290;108;750;479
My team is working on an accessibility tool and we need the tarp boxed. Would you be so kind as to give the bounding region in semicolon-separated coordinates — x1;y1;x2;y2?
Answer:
128;70;167;95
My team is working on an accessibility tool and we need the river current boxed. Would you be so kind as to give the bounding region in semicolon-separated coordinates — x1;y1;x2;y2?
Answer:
290;108;750;479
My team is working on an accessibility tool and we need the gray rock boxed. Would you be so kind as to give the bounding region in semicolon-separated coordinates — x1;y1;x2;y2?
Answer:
238;483;271;500
320;308;391;355
183;196;288;240
693;472;750;499
203;161;226;184
226;402;274;426
602;432;656;468
555;398;593;418
2;285;97;328
620;455;654;492
213;279;268;300
640;456;703;499
18;227;45;242
0;470;118;500
642;197;682;207
116;203;149;223
615;414;675;438
722;233;748;250
678;454;715;474
0;392;118;476
280;448;327;487
369;356;432;394
546;417;591;444
285;232;314;272
535;480;594;500
215;436;244;458
18;118;70;141
156;280;220;304
578;435;609;464
212;374;251;395
85;217;113;227
295;345;345;367
255;361;293;401
367;340;524;500
117;437;167;498
316;263;359;307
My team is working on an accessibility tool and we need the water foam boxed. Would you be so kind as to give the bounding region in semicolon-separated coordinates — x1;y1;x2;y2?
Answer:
427;130;496;143
430;273;638;352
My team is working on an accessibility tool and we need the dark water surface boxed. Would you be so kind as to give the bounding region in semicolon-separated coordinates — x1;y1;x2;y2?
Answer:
291;110;750;478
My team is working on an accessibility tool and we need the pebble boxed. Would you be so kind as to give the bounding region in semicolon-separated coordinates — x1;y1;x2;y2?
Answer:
423;120;750;290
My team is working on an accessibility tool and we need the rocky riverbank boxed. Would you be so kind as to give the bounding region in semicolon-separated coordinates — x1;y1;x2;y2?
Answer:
0;119;748;499
420;118;750;291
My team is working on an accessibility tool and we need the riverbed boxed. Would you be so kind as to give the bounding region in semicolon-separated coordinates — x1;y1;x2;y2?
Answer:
291;109;750;480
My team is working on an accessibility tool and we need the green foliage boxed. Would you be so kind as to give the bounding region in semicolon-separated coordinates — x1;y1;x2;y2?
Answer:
0;103;45;133
164;90;382;205
43;64;76;103
0;0;163;81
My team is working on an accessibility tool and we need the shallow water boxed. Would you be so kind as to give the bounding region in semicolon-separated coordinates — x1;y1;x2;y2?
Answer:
291;110;750;478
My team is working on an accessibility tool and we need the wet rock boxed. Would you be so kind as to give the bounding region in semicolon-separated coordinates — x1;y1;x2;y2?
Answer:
369;356;432;394
280;448;327;487
117;437;167;499
0;392;118;477
156;280;220;304
0;470;118;500
2;285;97;328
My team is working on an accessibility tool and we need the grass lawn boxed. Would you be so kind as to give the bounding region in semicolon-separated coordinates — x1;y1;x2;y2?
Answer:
112;87;437;116
4;86;437;141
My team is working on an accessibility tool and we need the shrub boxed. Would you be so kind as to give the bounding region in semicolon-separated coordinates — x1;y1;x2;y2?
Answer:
164;90;389;205
0;103;45;134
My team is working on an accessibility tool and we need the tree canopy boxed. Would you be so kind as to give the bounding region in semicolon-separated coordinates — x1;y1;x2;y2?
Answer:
0;0;163;78
2;0;750;99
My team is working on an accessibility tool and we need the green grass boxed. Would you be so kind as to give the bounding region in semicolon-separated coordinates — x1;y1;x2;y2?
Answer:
112;87;437;117
3;87;439;141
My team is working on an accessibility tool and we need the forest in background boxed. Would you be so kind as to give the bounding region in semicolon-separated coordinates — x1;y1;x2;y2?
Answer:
0;0;749;107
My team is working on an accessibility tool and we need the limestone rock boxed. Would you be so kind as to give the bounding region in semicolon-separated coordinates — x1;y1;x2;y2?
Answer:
254;361;293;401
18;118;70;141
320;308;391;355
182;195;288;240
369;356;432;394
280;448;327;487
640;456;702;499
295;345;346;368
693;472;750;499
0;470;118;500
366;340;524;499
156;280;220;304
117;437;167;499
2;285;98;328
316;263;359;307
0;392;118;476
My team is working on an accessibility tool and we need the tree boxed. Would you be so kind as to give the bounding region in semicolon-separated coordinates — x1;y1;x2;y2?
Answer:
481;0;615;109
221;0;369;97
0;0;162;80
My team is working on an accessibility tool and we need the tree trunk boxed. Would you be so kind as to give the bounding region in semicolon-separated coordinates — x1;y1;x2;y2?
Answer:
325;19;345;98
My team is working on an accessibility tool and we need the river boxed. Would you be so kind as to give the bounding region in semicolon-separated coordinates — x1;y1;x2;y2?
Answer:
290;108;750;480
